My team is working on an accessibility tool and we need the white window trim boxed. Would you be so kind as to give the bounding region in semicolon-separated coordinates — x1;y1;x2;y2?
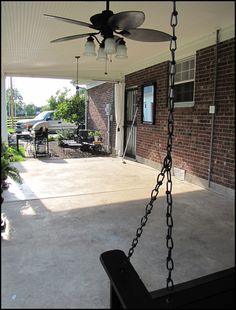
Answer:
175;79;194;85
174;55;196;108
174;101;195;108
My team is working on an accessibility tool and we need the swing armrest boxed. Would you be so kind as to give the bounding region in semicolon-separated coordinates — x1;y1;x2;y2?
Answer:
100;249;154;309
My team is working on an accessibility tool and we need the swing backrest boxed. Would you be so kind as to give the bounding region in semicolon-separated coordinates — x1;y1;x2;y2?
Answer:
100;249;235;309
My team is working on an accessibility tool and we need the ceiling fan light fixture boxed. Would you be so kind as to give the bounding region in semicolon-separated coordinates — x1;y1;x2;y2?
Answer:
83;36;97;56
104;37;116;55
115;39;128;59
46;1;172;73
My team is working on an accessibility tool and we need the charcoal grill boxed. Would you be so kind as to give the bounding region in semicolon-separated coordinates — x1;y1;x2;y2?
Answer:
30;121;50;158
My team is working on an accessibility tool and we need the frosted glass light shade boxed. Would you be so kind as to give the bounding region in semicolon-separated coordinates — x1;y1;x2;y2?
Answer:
116;44;128;58
83;39;96;56
104;38;116;55
97;46;107;61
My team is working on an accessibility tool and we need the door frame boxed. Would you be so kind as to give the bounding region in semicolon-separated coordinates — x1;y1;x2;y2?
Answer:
123;87;138;159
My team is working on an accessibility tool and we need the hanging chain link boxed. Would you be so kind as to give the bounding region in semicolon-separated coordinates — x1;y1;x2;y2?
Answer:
166;0;178;292
127;0;178;293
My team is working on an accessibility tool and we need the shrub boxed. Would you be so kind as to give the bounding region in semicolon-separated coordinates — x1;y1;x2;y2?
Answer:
1;141;23;188
48;135;57;142
6;146;25;162
88;130;102;138
56;129;75;146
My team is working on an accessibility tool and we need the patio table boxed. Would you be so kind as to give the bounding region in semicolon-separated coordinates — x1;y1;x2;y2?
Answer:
16;132;31;151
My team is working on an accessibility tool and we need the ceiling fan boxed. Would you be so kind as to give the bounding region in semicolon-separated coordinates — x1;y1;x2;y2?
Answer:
45;1;171;60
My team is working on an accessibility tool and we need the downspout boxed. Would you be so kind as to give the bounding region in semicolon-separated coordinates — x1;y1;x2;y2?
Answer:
208;29;220;187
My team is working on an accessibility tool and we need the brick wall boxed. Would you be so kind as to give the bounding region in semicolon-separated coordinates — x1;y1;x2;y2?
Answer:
86;39;234;189
125;38;235;189
87;83;115;148
209;38;235;188
125;62;169;164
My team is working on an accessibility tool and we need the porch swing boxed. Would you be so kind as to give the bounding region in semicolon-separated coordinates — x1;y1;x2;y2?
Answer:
100;1;235;308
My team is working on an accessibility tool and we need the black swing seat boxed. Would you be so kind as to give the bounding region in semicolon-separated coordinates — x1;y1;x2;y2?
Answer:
100;250;235;309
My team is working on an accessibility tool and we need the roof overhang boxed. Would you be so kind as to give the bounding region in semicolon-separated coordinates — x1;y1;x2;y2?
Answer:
1;1;235;85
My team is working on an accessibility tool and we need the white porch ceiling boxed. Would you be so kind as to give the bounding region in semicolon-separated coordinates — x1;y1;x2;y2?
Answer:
1;1;235;85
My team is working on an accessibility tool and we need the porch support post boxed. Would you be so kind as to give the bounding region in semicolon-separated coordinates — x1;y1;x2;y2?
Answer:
114;82;125;157
1;71;8;143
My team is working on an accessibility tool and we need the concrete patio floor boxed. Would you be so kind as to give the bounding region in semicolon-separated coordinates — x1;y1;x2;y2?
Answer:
1;157;235;309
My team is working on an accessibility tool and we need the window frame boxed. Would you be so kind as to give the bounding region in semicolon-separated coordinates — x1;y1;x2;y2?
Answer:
141;82;156;124
174;55;196;108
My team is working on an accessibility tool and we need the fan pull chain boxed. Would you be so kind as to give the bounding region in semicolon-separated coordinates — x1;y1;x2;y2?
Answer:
104;56;108;75
126;0;178;294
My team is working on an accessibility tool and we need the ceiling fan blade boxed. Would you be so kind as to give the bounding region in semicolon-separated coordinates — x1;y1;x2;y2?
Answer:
50;33;98;43
121;28;171;42
108;11;145;30
44;14;98;29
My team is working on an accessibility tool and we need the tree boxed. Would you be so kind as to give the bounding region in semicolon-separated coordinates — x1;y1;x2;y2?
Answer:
54;92;85;128
41;87;71;111
6;87;25;116
24;103;37;116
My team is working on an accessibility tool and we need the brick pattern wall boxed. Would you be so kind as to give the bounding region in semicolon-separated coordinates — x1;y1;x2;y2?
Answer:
111;110;116;150
87;83;115;147
125;38;235;189
210;39;235;188
125;62;170;163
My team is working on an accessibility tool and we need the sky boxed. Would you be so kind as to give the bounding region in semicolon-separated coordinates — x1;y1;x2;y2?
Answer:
5;77;86;107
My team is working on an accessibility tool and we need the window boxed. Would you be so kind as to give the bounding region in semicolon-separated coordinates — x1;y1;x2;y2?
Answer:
174;56;195;107
45;112;54;121
142;83;156;124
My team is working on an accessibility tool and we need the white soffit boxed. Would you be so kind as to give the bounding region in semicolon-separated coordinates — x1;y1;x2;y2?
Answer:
1;1;235;83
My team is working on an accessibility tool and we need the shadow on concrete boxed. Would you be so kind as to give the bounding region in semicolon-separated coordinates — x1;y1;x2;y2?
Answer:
1;186;235;309
37;158;68;164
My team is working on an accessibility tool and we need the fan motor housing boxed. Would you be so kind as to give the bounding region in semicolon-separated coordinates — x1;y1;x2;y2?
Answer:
90;10;114;37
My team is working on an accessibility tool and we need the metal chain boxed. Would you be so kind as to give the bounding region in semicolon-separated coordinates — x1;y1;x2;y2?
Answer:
127;0;178;293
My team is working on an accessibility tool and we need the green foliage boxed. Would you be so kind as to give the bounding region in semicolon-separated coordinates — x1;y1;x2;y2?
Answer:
6;146;25;162
1;142;25;162
7;128;16;134
1;142;23;185
48;135;57;142
55;93;85;126
24;103;37;116
41;88;71;111
56;129;75;146
1;142;8;157
1;157;23;184
88;130;102;138
6;87;25;116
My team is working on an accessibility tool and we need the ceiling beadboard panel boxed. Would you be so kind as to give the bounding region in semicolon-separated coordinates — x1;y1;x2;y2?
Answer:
1;1;235;83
